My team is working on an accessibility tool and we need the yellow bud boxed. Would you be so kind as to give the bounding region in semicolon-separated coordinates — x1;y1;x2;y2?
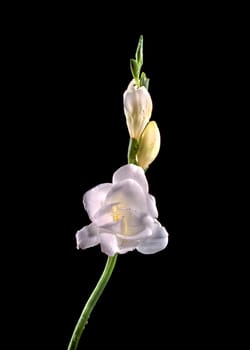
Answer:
137;121;161;170
123;79;153;140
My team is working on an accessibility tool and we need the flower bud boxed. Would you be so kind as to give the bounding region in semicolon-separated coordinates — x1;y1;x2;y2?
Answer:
123;79;153;140
137;121;161;169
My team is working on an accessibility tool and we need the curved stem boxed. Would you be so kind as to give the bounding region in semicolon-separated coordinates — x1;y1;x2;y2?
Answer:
67;254;118;350
127;137;139;165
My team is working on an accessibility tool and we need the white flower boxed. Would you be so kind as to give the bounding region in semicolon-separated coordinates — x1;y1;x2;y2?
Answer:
123;80;153;140
76;164;168;256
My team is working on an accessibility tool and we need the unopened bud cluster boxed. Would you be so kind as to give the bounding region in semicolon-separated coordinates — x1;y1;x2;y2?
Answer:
123;79;161;170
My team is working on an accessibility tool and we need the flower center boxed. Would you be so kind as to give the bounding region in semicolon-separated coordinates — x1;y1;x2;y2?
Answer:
112;205;131;235
112;205;121;222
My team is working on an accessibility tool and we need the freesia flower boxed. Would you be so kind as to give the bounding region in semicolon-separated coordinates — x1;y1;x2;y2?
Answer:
123;79;153;140
76;164;168;256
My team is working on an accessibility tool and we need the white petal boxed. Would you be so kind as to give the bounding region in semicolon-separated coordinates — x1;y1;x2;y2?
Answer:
99;233;119;256
105;179;147;213
76;223;100;250
83;183;112;220
92;203;118;226
117;237;139;254
112;164;149;193
101;219;123;234
117;225;152;241
117;220;152;254
136;221;168;254
147;194;158;218
126;79;137;90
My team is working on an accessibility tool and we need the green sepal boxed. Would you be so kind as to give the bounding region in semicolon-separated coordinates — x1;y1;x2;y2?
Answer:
130;59;140;85
140;72;150;90
135;35;143;68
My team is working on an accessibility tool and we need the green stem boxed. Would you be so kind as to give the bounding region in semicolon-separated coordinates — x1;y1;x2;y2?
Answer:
127;137;139;165
67;254;118;350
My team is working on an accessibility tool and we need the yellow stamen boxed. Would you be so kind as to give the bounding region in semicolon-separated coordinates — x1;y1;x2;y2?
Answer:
112;206;120;222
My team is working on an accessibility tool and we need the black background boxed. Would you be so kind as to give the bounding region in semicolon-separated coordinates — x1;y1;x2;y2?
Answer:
4;5;240;349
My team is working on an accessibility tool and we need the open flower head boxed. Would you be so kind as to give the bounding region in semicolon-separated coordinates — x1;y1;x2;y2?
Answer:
123;80;153;140
76;164;168;256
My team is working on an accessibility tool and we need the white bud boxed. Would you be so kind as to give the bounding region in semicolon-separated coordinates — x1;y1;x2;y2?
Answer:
123;79;153;140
